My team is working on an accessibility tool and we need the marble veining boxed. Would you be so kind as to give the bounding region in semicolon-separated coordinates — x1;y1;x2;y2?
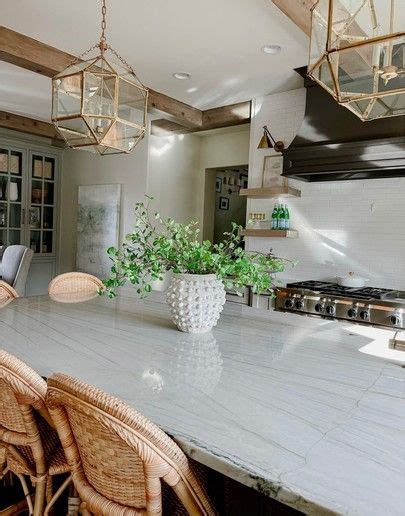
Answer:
0;295;404;515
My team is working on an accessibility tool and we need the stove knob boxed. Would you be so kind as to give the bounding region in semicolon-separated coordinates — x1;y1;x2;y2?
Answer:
325;305;335;315
285;298;294;309
359;310;369;320
295;299;304;310
347;308;357;318
314;303;324;313
390;314;401;326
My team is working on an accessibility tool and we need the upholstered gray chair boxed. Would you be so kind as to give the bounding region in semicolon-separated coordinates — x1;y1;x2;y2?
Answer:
0;245;33;297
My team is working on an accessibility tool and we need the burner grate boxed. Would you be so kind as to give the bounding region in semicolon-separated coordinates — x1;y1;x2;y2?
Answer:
286;281;396;300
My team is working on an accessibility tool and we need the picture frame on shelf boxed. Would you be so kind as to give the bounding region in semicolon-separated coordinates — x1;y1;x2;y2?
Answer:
215;177;222;193
262;155;286;187
219;196;229;210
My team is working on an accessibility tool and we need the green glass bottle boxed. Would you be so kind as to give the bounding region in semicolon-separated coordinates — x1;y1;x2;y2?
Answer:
278;204;285;230
271;204;278;230
284;204;290;230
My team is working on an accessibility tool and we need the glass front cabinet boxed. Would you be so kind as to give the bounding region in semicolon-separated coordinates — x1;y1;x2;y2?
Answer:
0;135;61;295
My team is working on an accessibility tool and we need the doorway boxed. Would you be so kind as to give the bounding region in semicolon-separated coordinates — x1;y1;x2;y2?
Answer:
203;165;248;244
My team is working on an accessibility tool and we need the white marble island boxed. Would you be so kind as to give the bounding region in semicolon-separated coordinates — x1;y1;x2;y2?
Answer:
0;295;404;515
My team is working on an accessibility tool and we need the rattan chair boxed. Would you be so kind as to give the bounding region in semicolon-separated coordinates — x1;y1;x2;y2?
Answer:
0;350;71;516
0;281;19;303
46;373;216;515
48;272;104;296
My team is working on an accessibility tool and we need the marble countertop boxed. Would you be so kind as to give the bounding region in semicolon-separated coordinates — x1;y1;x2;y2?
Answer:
0;295;404;515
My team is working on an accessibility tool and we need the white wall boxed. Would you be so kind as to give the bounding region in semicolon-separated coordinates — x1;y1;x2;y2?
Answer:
147;133;201;222
248;89;405;290
59;135;149;273
60;125;251;273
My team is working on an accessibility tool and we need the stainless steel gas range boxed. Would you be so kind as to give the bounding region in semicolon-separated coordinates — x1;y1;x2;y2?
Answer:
276;281;405;330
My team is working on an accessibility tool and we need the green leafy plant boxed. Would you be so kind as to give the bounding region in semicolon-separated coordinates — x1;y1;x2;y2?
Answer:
102;196;293;298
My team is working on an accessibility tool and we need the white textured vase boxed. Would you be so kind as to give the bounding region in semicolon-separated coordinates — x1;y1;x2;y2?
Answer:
166;273;226;333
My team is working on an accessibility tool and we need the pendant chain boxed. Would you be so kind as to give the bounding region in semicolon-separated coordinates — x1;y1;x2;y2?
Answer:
100;0;107;49
60;0;146;88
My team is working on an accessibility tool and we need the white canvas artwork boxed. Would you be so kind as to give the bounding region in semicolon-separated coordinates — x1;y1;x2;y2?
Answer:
76;184;121;279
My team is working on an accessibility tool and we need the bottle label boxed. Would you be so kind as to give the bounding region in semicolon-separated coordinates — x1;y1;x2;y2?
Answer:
278;218;285;230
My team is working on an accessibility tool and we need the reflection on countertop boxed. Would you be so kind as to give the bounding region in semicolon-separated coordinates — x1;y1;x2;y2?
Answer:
0;295;403;516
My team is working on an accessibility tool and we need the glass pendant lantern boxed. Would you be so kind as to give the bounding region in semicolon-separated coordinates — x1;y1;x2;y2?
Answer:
308;0;404;121
52;0;148;154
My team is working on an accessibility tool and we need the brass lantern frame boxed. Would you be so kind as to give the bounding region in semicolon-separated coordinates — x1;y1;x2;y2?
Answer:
51;0;149;155
307;0;405;121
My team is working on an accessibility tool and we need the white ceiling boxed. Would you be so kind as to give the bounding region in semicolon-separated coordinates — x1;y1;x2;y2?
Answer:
0;0;308;122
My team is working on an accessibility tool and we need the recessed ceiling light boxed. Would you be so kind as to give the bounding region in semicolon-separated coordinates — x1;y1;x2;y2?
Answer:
262;45;282;54
172;72;191;80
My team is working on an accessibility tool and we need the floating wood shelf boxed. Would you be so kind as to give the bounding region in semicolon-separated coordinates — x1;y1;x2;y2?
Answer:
239;186;301;198
240;229;298;238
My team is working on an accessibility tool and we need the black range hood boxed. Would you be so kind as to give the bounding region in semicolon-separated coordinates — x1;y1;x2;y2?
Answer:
282;68;405;182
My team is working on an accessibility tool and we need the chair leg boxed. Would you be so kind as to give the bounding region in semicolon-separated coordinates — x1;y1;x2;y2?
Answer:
33;476;47;516
44;475;72;515
171;478;204;515
0;499;28;516
16;474;34;516
46;475;53;504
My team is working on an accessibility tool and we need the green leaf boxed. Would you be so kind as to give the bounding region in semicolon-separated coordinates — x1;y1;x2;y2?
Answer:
100;194;291;299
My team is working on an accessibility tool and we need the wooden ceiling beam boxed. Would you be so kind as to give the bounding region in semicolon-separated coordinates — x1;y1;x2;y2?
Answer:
0;26;202;128
150;119;190;137
271;0;316;37
0;26;251;136
151;101;251;136
0;107;250;143
148;89;202;128
0;26;74;76
202;101;251;130
0;111;62;141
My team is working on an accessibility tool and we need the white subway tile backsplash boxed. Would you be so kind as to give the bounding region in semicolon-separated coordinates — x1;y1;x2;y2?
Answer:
248;89;405;290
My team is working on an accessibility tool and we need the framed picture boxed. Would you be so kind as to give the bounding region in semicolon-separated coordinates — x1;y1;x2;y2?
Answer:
262;155;286;187
33;158;43;178
77;184;121;278
44;158;54;180
10;153;21;175
29;207;41;228
0;151;7;173
219;196;229;210
215;177;222;193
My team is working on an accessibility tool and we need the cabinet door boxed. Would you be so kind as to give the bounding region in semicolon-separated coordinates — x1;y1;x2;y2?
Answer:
0;146;26;247
28;152;58;256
